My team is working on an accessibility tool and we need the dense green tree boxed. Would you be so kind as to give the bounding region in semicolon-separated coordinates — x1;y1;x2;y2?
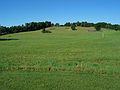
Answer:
96;22;107;28
95;23;101;31
112;24;120;31
76;21;81;26
64;22;71;26
71;25;77;30
55;23;60;27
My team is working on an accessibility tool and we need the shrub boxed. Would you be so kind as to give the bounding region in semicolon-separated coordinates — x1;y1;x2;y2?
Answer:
95;24;101;31
42;30;52;33
71;25;77;30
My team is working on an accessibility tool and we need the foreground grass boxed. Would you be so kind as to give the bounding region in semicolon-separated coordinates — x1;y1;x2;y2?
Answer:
0;27;120;90
0;71;120;90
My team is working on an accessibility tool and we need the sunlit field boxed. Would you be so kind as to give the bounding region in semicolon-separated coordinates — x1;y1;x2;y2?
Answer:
0;27;120;90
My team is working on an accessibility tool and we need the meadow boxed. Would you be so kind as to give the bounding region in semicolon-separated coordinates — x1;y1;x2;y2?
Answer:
0;27;120;90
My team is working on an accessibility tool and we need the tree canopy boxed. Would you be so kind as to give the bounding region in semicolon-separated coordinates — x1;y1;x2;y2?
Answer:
0;21;120;35
0;21;52;35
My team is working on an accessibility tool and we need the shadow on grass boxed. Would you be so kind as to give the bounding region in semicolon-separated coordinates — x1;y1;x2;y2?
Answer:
0;38;19;41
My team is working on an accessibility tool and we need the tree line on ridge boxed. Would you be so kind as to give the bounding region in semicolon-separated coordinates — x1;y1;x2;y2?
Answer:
0;21;120;35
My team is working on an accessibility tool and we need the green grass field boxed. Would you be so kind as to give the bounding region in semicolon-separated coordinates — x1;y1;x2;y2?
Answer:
0;27;120;90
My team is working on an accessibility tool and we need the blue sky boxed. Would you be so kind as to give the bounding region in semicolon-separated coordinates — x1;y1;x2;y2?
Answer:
0;0;120;26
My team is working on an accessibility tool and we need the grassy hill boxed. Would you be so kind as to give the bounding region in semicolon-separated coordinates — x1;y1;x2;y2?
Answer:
0;27;120;90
